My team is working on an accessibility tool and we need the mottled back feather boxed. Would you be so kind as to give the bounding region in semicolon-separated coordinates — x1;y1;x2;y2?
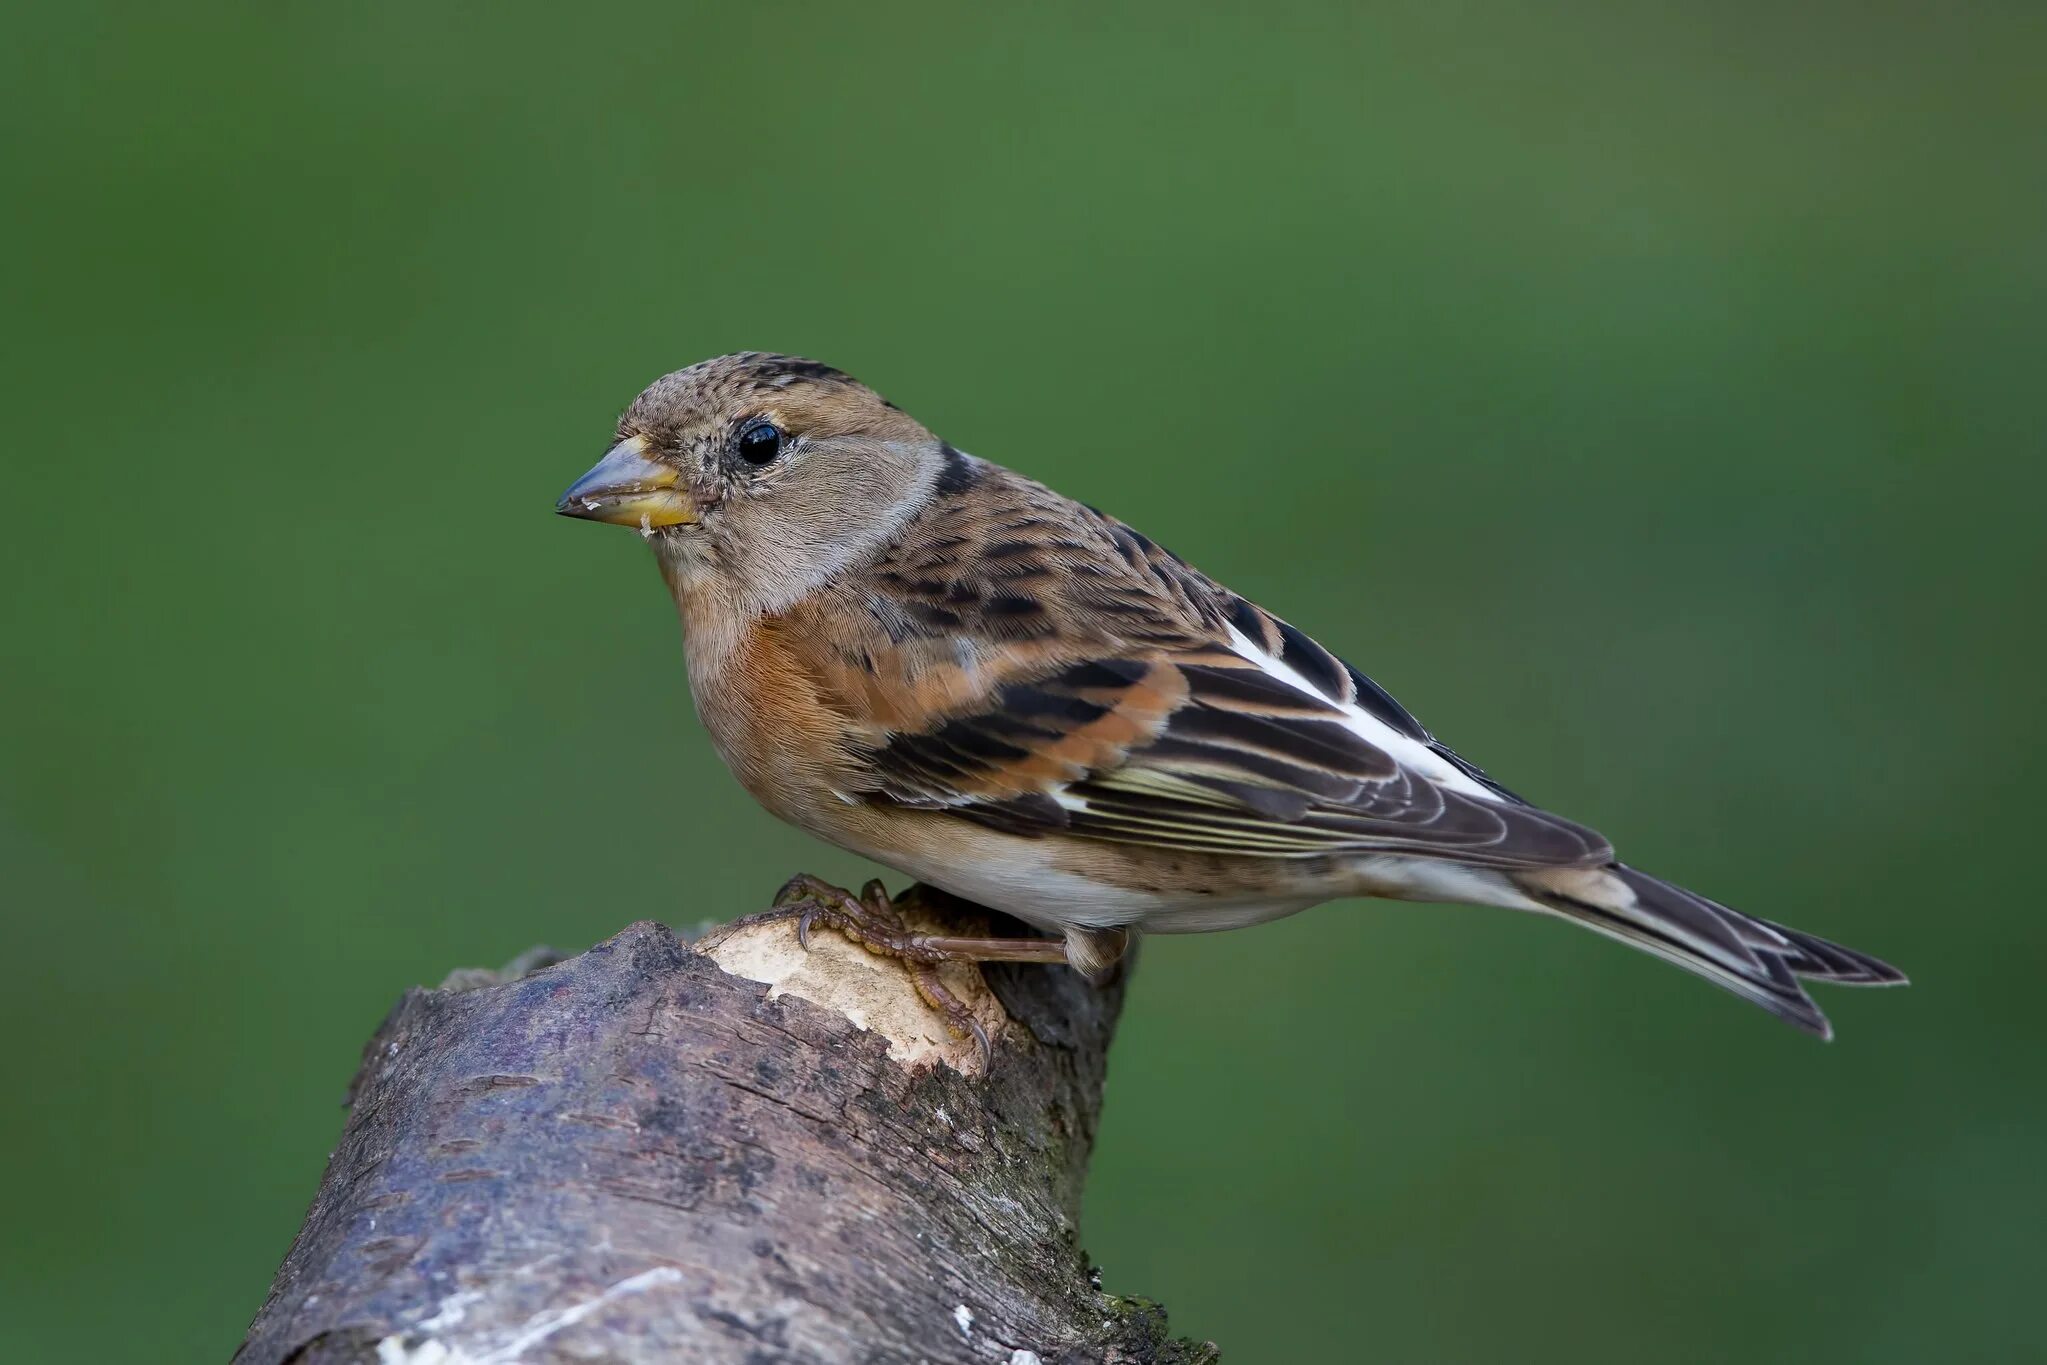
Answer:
778;455;1612;870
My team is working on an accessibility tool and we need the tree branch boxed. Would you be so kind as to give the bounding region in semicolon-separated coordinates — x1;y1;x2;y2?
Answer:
236;887;1216;1364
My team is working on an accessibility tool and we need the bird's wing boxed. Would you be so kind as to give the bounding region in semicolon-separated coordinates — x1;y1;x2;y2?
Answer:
821;460;1609;867
850;595;1613;869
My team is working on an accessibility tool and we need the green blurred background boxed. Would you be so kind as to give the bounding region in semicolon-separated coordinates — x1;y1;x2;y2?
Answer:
4;3;2042;1361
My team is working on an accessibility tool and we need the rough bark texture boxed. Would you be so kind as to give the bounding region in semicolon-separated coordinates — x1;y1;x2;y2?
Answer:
237;888;1215;1365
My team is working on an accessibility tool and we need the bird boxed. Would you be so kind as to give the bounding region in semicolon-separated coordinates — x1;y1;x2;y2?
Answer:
556;352;1904;1050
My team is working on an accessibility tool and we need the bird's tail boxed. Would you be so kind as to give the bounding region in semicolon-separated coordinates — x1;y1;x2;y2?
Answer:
1512;863;1906;1039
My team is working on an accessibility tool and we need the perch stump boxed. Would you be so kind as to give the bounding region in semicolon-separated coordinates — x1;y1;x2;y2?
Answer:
236;887;1216;1364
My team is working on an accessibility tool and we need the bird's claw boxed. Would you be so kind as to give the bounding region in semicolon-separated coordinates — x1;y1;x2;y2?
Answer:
744;874;993;1064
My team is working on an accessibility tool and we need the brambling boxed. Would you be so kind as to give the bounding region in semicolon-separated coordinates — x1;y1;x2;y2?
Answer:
558;353;1904;1049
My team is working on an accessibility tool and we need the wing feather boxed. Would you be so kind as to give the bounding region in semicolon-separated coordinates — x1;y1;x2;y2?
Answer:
831;471;1606;867
859;617;1612;870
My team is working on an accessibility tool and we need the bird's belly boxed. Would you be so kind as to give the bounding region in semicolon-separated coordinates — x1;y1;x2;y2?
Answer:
901;850;1324;936
900;851;1172;933
822;805;1330;935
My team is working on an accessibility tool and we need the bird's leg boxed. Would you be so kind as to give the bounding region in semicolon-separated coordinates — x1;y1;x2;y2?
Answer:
733;874;1072;1063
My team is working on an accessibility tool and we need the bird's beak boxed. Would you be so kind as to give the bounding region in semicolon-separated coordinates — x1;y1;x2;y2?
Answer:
555;436;697;528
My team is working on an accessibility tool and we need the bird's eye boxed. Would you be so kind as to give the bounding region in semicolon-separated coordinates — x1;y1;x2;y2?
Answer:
735;420;783;465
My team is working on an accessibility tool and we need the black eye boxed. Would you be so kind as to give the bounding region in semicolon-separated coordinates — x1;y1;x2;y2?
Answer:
735;420;783;465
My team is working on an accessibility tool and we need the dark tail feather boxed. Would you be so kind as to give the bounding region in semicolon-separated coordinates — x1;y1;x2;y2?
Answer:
1519;863;1907;1040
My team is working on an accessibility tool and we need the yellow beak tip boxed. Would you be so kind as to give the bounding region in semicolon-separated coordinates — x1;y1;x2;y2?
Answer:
557;438;697;529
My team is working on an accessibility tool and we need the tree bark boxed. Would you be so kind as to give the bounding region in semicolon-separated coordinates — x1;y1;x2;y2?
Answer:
236;887;1215;1365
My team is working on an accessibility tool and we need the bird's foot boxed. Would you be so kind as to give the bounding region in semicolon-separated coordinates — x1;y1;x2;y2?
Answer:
733;875;993;1063
734;874;1080;1066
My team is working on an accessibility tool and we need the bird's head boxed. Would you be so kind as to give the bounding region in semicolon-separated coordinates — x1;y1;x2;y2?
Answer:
557;353;944;605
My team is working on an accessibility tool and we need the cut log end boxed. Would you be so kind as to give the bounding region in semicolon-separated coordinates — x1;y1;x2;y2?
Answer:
698;897;1008;1077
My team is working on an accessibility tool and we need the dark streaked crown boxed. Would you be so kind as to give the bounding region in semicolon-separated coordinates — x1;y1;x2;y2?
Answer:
623;352;893;431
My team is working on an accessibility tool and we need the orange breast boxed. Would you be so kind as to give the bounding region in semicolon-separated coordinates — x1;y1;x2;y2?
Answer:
679;602;854;828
